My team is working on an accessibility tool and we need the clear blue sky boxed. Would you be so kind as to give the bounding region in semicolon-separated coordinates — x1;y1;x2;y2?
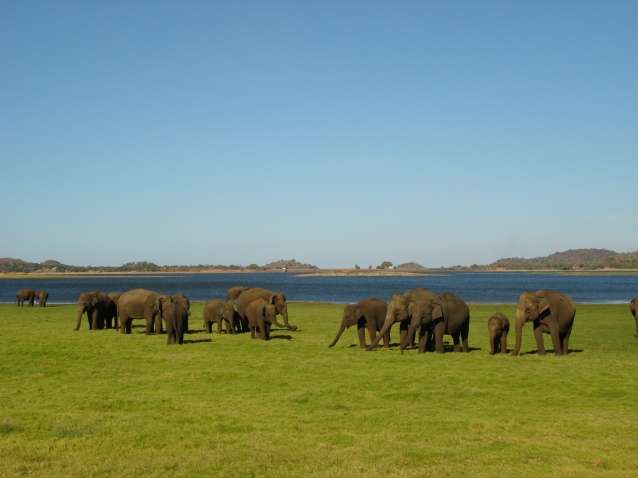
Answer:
1;1;636;267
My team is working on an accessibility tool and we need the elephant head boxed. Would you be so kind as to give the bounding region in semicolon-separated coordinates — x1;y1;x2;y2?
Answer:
512;291;551;355
266;292;294;329
329;304;363;347
401;298;445;351
75;292;100;330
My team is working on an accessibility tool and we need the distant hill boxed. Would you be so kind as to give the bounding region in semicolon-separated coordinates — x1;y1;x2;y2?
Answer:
396;262;427;271
489;248;638;270
263;259;318;271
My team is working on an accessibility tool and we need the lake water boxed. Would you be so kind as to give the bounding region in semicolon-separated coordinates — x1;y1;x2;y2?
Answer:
1;272;637;304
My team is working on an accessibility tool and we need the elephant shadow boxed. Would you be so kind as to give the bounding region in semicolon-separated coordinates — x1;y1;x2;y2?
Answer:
186;329;206;335
269;335;293;341
183;338;212;344
520;348;584;356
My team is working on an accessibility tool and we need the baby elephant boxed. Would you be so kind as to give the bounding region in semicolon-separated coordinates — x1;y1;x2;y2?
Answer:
245;298;276;340
160;296;189;345
487;312;510;354
203;299;236;334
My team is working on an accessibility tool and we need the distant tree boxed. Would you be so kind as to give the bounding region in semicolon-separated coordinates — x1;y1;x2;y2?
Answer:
354;264;360;270
376;261;393;270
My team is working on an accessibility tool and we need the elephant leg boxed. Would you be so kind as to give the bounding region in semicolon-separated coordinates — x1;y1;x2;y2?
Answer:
357;326;366;349
418;330;428;353
90;310;99;330
533;325;546;355
452;333;461;352
265;322;271;340
561;329;572;355
383;329;390;348
489;335;496;355
366;323;376;347
501;334;508;354
434;323;445;353
548;323;562;356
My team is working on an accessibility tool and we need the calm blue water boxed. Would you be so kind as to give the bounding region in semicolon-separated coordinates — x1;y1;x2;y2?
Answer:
1;272;637;304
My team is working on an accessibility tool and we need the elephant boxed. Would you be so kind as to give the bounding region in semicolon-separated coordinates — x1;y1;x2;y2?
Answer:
203;299;237;334
329;298;389;348
35;290;49;307
16;288;36;307
367;288;436;350
244;298;276;340
401;292;470;353
159;296;189;345
487;312;510;354
75;291;118;330
512;290;576;356
630;297;638;337
117;288;162;334
234;287;297;331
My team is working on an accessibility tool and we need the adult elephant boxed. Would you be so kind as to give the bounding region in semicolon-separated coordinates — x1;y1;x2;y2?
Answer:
35;290;49;307
630;297;638;337
157;292;190;334
235;288;297;331
329;298;389;349
367;288;436;350
401;292;470;353
75;291;117;330
512;290;576;356
16;288;37;307
117;289;161;334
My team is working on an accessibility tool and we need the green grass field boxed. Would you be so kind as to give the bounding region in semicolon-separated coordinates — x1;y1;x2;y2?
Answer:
1;303;637;477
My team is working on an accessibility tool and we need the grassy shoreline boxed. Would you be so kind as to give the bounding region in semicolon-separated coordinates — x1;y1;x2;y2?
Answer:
1;303;637;477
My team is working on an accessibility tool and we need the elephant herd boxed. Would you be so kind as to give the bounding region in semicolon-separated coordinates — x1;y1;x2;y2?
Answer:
71;286;295;345
16;288;48;307
14;285;638;354
330;288;580;356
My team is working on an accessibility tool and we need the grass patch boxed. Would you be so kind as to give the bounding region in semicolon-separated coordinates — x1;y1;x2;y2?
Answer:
0;302;637;477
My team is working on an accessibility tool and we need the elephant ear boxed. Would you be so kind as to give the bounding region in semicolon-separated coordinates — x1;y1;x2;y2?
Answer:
536;296;551;319
407;302;415;319
431;301;444;322
90;295;100;307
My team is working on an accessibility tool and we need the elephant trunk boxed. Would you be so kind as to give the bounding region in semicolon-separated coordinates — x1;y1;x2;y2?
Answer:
329;323;347;347
75;307;85;331
369;318;392;350
401;322;418;351
512;311;525;356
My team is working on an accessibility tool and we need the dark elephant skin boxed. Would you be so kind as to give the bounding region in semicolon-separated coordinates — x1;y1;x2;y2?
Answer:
160;296;189;345
630;297;638;337
487;312;510;354
16;288;37;307
35;290;49;307
245;298;276;340
368;288;436;350
235;287;297;331
512;290;576;356
107;292;121;328
329;298;389;348
203;299;236;334
117;288;161;334
75;291;117;330
402;292;470;353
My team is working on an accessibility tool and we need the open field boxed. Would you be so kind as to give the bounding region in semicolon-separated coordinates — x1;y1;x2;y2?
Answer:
1;303;637;477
